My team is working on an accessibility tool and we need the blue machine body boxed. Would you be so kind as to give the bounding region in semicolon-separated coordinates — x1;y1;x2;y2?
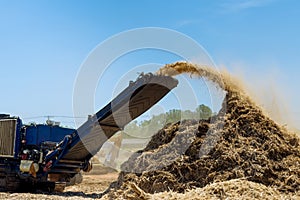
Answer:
13;118;23;158
25;125;75;146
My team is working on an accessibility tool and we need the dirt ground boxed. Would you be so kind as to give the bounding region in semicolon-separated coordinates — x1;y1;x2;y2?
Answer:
1;173;299;200
0;173;118;200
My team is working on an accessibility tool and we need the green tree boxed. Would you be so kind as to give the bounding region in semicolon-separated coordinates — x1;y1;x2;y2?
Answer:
196;104;212;119
166;109;181;123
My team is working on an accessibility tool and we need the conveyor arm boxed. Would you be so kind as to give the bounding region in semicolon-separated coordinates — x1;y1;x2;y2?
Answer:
59;73;178;162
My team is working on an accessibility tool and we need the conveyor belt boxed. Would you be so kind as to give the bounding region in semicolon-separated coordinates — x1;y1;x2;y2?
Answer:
62;74;178;161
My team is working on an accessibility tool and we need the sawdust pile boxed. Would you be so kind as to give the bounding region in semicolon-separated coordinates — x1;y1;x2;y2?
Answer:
103;179;297;200
105;62;300;199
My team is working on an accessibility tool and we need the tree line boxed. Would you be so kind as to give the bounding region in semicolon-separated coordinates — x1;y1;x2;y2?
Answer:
123;104;213;139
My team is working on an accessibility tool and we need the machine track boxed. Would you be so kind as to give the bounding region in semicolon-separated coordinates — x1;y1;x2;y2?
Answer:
0;162;21;192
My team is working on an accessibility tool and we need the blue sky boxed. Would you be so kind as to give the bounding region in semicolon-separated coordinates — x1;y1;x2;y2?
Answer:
0;0;300;129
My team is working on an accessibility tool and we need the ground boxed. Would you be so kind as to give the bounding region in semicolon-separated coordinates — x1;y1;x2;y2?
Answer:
0;173;118;200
